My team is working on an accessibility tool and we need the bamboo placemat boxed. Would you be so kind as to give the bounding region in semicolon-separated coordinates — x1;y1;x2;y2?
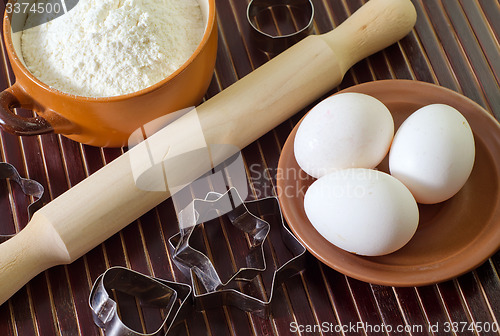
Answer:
0;0;499;335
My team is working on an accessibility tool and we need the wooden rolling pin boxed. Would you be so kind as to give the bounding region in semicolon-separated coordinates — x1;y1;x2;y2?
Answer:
0;0;416;305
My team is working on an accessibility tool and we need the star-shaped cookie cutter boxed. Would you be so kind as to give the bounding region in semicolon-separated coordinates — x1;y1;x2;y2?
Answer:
89;266;192;336
168;188;307;316
168;188;270;294
0;162;45;243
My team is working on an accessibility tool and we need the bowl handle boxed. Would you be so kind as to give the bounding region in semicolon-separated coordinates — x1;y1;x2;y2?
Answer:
0;85;54;136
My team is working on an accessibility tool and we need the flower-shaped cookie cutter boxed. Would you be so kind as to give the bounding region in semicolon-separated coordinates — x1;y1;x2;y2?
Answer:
0;162;45;243
89;266;192;336
169;188;307;315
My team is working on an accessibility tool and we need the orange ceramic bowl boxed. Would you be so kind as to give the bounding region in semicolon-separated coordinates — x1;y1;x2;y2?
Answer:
0;0;218;147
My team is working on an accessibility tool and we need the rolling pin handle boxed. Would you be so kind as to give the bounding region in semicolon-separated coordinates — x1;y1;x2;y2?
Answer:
322;0;417;74
0;214;70;305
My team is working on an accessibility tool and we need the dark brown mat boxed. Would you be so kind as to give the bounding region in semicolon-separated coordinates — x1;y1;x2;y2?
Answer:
0;0;498;335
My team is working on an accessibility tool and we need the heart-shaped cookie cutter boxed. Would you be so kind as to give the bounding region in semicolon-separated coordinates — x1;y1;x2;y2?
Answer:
89;267;192;336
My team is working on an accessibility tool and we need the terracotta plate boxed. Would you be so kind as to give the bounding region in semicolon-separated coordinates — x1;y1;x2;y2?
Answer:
277;80;500;286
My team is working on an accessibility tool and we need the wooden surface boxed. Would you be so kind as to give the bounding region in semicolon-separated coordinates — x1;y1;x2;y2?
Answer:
0;0;499;335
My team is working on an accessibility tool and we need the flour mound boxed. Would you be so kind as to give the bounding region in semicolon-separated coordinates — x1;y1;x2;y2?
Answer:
21;0;205;97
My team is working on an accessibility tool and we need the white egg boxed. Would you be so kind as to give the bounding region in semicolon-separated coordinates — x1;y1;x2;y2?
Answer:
304;168;419;256
389;104;475;204
294;93;394;178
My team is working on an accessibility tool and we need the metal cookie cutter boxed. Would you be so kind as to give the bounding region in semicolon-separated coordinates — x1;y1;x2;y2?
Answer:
169;188;306;316
169;188;270;293
247;0;314;53
0;162;44;243
89;267;192;336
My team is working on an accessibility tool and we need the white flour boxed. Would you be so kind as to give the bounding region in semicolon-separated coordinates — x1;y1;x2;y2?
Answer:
21;0;205;97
